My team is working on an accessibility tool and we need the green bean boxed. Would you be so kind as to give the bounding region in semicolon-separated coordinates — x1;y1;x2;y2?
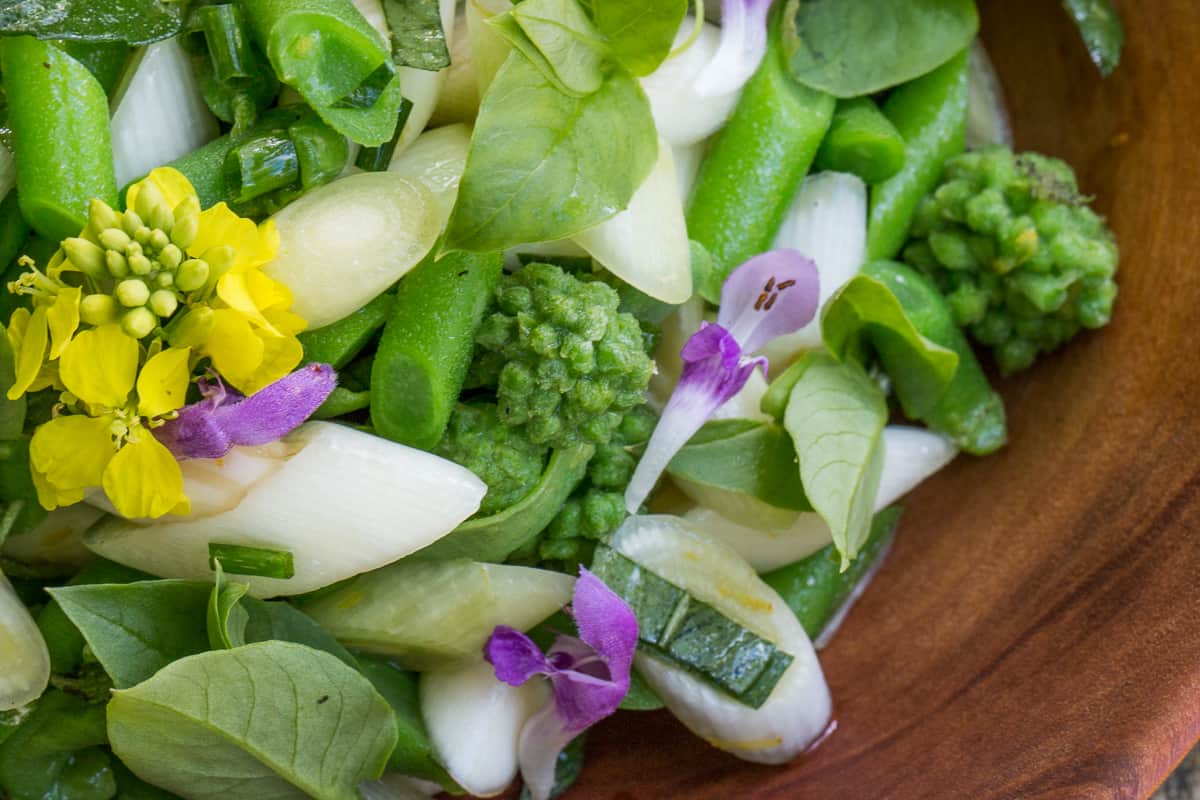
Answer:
814;97;907;184
686;11;835;282
371;251;504;449
53;41;130;97
299;290;395;369
312;387;371;419
762;506;902;639
412;441;592;563
866;49;969;261
864;260;1006;454
0;36;118;242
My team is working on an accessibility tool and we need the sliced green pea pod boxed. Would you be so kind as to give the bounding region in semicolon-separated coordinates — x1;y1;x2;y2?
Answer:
762;506;902;639
312;387;371;419
1;36;118;241
300;289;395;369
866;49;969;261
411;441;593;563
815;97;906;185
371;251;504;450
863;260;1006;454
686;11;835;281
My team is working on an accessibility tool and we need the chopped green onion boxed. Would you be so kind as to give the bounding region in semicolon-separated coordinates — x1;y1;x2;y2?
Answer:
208;543;295;580
197;4;260;84
223;134;300;205
354;96;414;171
289;114;352;187
590;545;793;709
335;61;398;110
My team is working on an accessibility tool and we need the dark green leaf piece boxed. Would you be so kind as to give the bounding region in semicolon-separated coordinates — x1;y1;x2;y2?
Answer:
383;0;451;71
667;419;811;511
355;95;415;171
0;0;184;46
1062;0;1123;76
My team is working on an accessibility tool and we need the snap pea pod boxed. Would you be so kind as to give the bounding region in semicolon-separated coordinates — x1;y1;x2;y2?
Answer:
371;251;503;450
863;260;1006;454
299;290;395;369
54;41;130;97
312;387;371;419
866;49;969;261
762;506;902;639
0;36;118;242
686;12;835;282
241;0;405;146
814;97;906;185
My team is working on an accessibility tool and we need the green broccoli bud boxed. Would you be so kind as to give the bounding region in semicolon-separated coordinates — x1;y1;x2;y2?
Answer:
471;263;655;449
435;401;550;518
902;145;1119;375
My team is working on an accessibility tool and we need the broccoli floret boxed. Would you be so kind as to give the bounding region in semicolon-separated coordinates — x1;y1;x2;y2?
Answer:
902;145;1119;374
435;401;550;518
470;263;655;449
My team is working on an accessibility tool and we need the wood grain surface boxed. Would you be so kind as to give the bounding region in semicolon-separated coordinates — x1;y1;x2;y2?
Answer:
563;1;1200;798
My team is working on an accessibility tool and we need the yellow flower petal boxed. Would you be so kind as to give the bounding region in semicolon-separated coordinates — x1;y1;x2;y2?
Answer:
28;359;61;394
264;307;307;337
60;324;138;409
46;285;82;360
257;218;280;263
7;306;48;401
30;464;85;511
126;167;199;217
240;332;303;394
102;429;189;519
191;203;264;270
204;309;265;388
136;346;192;418
215;271;278;334
29;413;117;496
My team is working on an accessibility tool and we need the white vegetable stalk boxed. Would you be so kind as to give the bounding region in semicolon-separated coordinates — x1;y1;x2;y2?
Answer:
613;516;832;763
640;18;742;146
672;140;707;207
359;775;444;800
421;658;548;797
2;504;104;569
430;11;480;126
83;422;487;597
764;171;868;367
0;573;50;711
967;39;1013;150
573;140;692;304
110;38;220;187
684;426;958;572
466;0;515;97
647;295;705;410
388;122;472;221
264;171;440;328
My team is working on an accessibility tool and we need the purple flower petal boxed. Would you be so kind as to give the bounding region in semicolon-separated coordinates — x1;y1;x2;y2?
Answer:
484;626;553;686
154;363;336;460
694;0;774;98
717;249;821;354
572;568;637;680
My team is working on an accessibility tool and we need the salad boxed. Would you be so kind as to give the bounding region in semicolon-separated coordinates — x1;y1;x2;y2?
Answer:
0;0;1124;798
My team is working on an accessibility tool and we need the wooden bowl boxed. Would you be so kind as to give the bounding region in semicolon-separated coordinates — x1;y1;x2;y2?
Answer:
570;1;1200;797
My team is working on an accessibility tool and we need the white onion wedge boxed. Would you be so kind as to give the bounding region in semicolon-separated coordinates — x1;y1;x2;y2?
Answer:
304;560;573;669
388;123;471;221
421;658;547;797
466;0;515;97
611;515;831;763
640;18;741;146
672;140;707;207
83;422;486;597
683;426;958;572
967;39;1013;150
430;12;480;126
264;171;439;328
2;504;103;569
573;140;692;304
647;295;705;410
0;573;49;711
110;38;219;187
764;171;867;367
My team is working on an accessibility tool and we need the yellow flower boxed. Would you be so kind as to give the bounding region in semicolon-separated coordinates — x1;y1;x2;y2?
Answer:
29;327;193;519
4;284;78;400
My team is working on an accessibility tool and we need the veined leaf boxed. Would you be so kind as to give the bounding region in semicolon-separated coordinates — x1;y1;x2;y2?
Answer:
107;642;398;800
47;580;211;689
783;354;887;569
821;274;959;419
0;690;113;800
444;50;657;252
241;597;358;668
0;0;184;45
592;0;686;76
491;0;608;96
383;0;452;71
206;562;250;650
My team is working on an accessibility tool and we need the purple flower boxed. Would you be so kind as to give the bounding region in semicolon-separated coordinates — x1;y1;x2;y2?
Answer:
154;363;336;460
694;0;774;97
624;249;820;513
484;569;638;800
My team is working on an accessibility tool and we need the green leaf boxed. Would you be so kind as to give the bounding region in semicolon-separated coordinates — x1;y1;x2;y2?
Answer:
107;642;398;800
821;274;959;419
490;0;608;96
666;419;811;511
47;580;212;688
0;0;184;45
0;690;114;800
0;323;25;439
444;50;657;252
783;354;888;569
1062;0;1124;76
240;597;358;668
383;0;451;71
592;0;687;76
207;561;250;650
782;0;978;98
